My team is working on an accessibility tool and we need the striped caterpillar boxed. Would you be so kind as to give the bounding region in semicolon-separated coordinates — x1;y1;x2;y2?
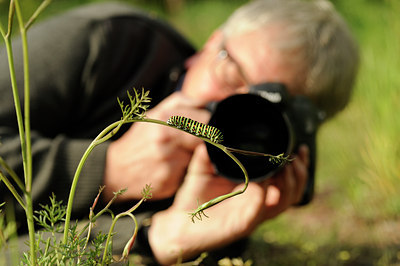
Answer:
167;115;224;144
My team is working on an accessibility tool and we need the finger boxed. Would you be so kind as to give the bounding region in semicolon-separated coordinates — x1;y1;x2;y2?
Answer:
186;144;215;175
264;183;280;207
149;93;212;152
263;165;296;218
297;144;310;168
149;91;209;120
262;184;284;220
148;148;193;198
163;126;204;152
289;145;309;203
291;155;309;204
279;165;297;207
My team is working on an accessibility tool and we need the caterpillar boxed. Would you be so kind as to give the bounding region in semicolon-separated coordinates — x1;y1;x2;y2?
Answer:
167;115;224;143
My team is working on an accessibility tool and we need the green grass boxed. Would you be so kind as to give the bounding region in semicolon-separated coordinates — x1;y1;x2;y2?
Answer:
251;0;400;264
1;0;399;265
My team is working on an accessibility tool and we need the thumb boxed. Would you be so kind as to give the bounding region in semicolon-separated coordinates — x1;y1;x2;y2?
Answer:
187;144;215;176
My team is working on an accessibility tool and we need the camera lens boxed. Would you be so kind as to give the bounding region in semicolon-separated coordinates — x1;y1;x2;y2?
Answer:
206;94;294;182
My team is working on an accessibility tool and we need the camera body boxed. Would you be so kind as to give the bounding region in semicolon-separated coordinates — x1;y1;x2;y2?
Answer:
206;83;324;205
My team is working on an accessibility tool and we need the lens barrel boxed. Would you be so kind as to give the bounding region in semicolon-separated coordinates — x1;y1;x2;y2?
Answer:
206;94;294;182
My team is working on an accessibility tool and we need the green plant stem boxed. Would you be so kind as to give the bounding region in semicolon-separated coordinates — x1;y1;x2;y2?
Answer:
63;89;150;244
25;0;52;30
0;38;28;211
14;0;33;193
1;3;36;263
142;118;251;218
0;157;25;192
23;195;36;264
63;120;126;244
134;118;252;220
126;118;251;217
101;211;139;265
1;25;27;188
80;188;105;254
190;142;249;221
0;171;25;210
62;115;249;245
0;0;15;39
62;139;97;244
13;0;37;263
77;189;123;240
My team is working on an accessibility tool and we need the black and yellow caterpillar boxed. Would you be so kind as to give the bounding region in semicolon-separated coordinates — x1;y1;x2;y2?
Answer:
167;115;224;144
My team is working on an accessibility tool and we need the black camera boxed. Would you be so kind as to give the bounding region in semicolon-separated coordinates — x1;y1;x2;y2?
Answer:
206;83;324;205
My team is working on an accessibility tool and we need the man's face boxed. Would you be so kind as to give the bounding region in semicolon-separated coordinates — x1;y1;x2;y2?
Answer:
181;29;302;103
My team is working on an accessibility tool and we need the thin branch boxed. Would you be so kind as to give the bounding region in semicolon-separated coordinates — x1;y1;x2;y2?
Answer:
25;0;52;30
0;157;25;192
7;0;15;38
0;171;26;210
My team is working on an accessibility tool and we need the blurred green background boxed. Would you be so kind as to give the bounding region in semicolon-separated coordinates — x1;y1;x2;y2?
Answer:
1;0;399;265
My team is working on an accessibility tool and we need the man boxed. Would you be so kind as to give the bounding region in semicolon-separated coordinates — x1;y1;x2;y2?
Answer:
0;0;359;264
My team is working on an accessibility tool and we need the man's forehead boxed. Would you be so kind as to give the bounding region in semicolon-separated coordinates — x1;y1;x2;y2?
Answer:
225;28;302;91
225;31;283;84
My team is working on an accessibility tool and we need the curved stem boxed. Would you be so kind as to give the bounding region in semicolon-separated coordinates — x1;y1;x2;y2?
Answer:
25;0;52;30
0;157;25;192
137;118;251;220
62;115;250;244
62;120;123;244
0;171;25;209
132;118;251;220
0;0;15;39
189;142;249;221
76;188;122;240
101;201;143;265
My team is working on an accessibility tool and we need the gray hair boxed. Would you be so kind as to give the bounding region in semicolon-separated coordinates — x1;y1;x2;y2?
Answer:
221;0;360;119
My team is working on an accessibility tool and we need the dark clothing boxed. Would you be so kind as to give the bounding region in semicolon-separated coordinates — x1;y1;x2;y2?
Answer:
0;1;194;258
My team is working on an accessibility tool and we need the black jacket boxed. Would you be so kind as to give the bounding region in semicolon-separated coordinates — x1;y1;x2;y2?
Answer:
0;2;194;257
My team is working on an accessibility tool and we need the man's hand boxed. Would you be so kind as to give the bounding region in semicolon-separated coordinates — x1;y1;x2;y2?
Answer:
102;92;210;202
148;144;309;264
